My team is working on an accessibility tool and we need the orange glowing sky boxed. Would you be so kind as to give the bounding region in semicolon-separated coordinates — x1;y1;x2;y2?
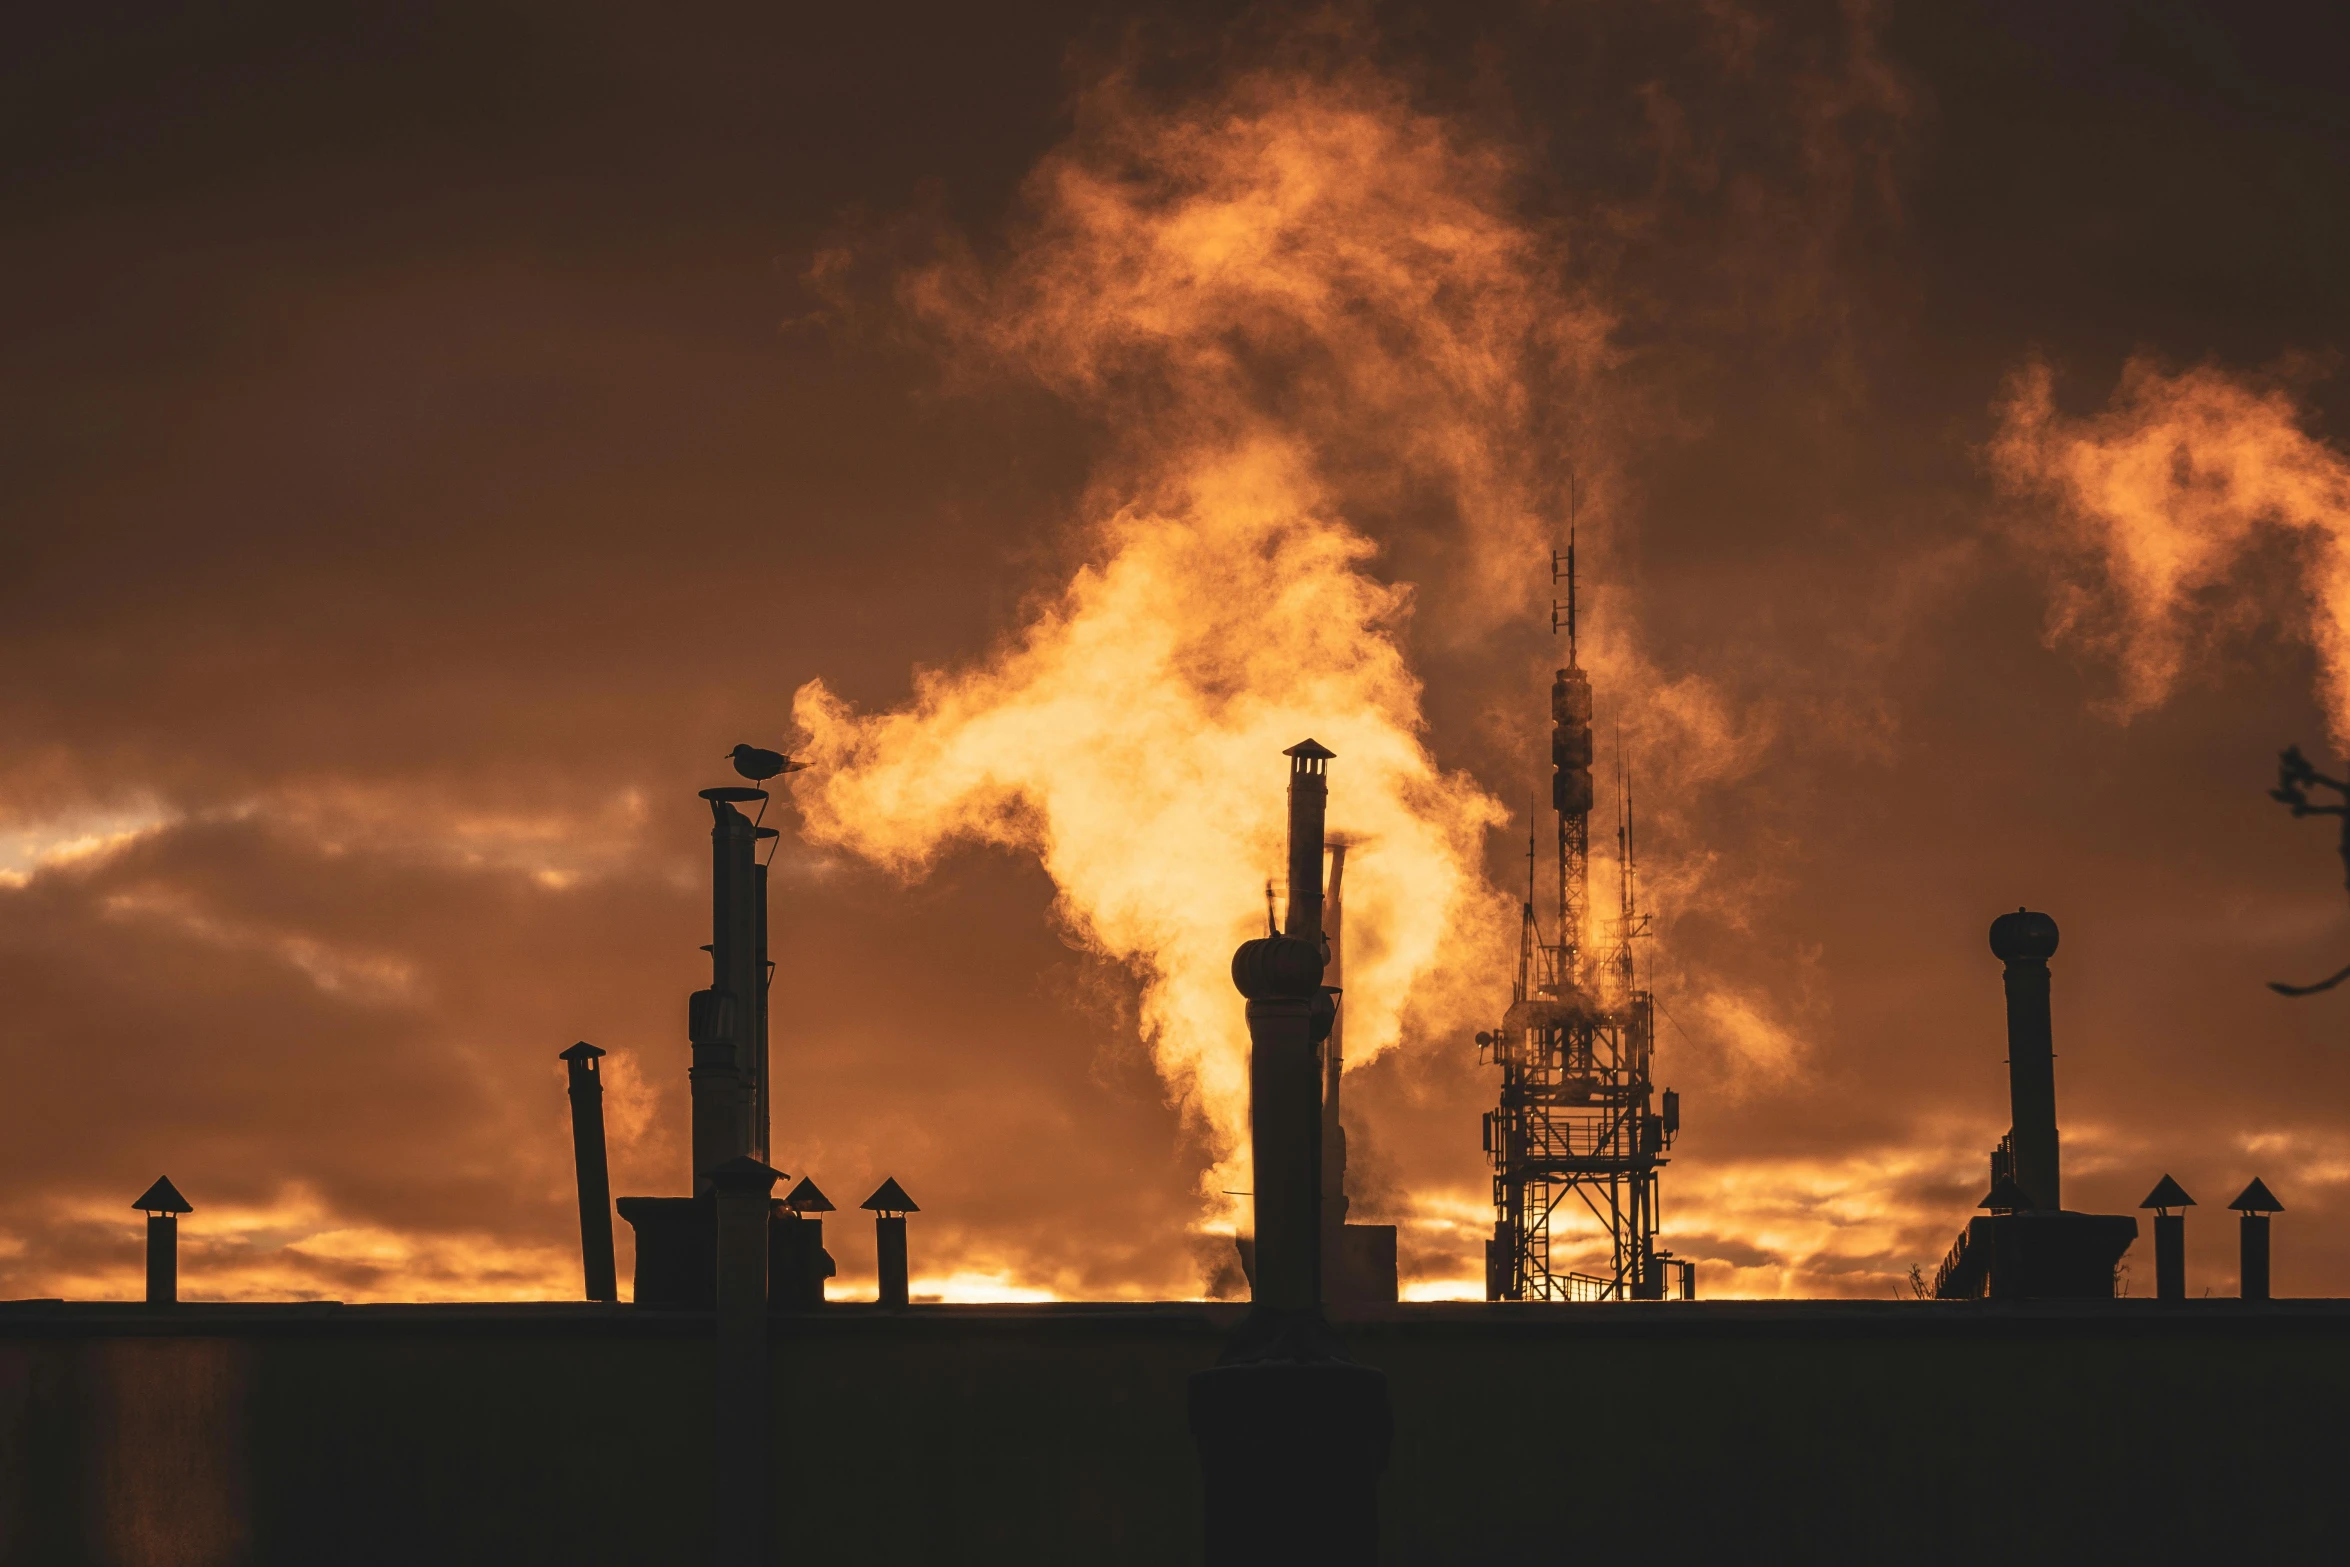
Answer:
7;1;2350;1307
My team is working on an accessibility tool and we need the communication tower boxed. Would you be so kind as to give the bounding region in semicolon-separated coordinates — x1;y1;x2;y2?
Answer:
1476;518;1689;1301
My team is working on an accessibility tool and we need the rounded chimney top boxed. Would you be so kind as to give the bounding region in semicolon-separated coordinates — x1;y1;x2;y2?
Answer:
1989;907;2060;963
1232;932;1325;1000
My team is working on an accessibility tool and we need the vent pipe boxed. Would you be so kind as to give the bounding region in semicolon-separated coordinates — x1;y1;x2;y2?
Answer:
2231;1178;2281;1300
2140;1175;2193;1302
560;1042;618;1303
1194;739;1387;1566
1320;840;1350;1273
1234;739;1333;1313
1988;909;2062;1211
863;1178;919;1307
691;786;767;1191
133;1177;192;1305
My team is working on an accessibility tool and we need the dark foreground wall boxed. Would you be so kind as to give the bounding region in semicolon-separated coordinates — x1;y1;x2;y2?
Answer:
0;1298;2342;1565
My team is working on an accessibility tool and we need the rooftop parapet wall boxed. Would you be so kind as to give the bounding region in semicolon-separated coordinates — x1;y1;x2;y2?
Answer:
1;1300;2344;1564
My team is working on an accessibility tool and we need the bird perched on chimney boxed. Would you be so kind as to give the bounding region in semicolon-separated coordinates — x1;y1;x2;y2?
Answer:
729;743;808;782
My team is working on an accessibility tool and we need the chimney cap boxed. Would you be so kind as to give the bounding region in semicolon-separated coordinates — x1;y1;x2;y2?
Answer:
558;1041;605;1063
700;786;769;804
708;1156;784;1195
782;1177;834;1213
2229;1177;2282;1214
132;1176;192;1216
1284;739;1335;761
862;1177;919;1216
1989;908;2060;963
2139;1174;2195;1210
1231;932;1325;1000
1979;1172;2033;1213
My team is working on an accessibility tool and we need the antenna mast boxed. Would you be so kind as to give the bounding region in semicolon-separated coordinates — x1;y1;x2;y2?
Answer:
1478;490;1688;1303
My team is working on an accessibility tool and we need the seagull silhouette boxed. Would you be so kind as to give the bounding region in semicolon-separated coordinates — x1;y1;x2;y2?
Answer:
728;744;808;782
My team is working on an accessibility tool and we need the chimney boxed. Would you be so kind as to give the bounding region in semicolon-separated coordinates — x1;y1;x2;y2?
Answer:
863;1178;919;1307
709;1155;781;1567
132;1177;192;1304
774;1177;837;1310
2140;1175;2193;1302
1234;739;1333;1313
560;1042;618;1303
1320;840;1350;1265
2230;1178;2281;1300
691;786;769;1191
1988;909;2062;1211
1193;739;1388;1566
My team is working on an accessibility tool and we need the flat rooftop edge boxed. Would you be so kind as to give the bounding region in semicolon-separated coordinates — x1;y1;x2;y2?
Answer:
0;1297;2343;1341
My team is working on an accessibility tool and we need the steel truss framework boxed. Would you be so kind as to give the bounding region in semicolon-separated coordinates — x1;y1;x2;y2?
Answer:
1479;543;1686;1302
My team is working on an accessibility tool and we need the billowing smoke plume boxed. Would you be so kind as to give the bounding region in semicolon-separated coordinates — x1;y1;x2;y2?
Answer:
1991;357;2350;741
791;60;1618;1215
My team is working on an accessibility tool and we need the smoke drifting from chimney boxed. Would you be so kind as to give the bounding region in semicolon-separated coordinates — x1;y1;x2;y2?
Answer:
789;60;1584;1218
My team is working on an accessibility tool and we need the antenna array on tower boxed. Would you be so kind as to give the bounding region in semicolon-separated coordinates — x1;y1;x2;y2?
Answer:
1477;509;1688;1302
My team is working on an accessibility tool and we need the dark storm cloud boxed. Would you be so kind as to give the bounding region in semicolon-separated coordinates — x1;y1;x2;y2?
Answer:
3;1;2349;1303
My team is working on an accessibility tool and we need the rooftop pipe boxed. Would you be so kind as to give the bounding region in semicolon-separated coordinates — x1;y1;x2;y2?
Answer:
560;1041;618;1303
2232;1178;2281;1300
864;1178;919;1307
2141;1175;2193;1303
133;1177;191;1305
1989;909;2062;1211
1192;739;1388;1566
690;786;769;1192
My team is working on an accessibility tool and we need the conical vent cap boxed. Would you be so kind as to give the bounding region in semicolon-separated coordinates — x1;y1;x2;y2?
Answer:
2229;1178;2282;1214
782;1177;835;1213
862;1177;919;1216
132;1177;192;1215
2139;1175;2195;1210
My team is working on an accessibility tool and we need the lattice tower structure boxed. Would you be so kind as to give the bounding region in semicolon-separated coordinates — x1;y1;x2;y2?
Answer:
1478;543;1685;1301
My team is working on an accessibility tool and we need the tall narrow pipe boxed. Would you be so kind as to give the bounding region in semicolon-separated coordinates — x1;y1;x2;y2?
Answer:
752;853;772;1164
1988;909;2062;1211
710;1155;779;1567
691;788;764;1192
561;1041;618;1303
712;795;762;1161
1234;740;1333;1313
2141;1175;2194;1303
875;1218;908;1306
1196;739;1388;1566
145;1216;178;1304
1320;841;1350;1268
2155;1214;2185;1300
1285;746;1328;944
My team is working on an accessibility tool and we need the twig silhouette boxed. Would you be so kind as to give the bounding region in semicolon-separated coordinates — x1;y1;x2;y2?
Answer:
2268;745;2350;995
